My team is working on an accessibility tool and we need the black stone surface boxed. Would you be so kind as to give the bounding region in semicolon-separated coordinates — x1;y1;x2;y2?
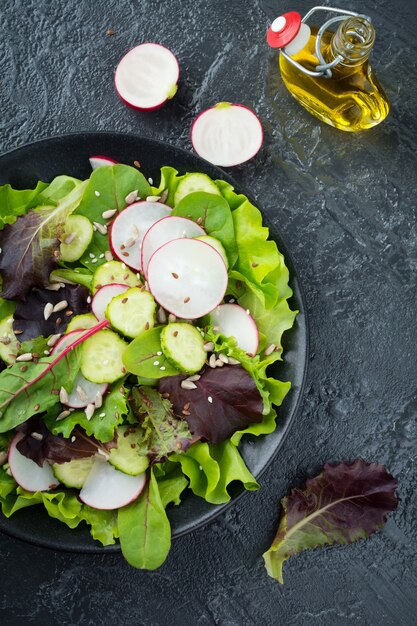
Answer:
0;1;416;624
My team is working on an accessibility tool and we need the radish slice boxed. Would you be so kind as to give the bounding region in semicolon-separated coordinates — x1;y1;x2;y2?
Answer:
141;216;206;276
8;433;59;492
64;371;108;409
92;283;130;321
109;201;172;271
51;330;87;355
79;461;146;510
191;103;263;167
89;155;118;170
210;303;259;356
115;43;179;111
147;238;227;319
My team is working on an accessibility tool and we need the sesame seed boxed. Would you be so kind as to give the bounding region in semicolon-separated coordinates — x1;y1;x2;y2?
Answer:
148;177;153;185
99;253;105;258
86;295;92;304
31;432;43;440
208;396;213;403
160;366;166;371
156;351;162;356
99;412;106;417
95;191;100;197
246;309;250;315
91;258;98;263
153;361;160;366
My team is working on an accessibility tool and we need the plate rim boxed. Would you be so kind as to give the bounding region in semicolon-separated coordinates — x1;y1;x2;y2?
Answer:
0;131;309;553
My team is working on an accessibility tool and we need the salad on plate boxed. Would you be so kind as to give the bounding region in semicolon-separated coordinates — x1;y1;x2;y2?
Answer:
0;159;296;569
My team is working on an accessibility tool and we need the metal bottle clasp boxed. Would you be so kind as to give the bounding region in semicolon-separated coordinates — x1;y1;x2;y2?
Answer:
281;5;372;78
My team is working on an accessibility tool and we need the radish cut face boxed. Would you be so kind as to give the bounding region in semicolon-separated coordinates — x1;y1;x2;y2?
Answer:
147;238;228;319
89;155;118;170
109;201;172;271
115;43;179;111
191;103;263;167
51;330;87;355
79;461;146;510
210;303;259;356
65;371;108;409
8;434;59;492
141;216;206;276
92;283;130;321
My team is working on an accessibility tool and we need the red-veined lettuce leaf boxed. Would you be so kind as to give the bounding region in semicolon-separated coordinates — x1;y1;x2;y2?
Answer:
263;460;398;584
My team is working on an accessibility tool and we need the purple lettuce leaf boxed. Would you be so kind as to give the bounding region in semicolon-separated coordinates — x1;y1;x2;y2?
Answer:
158;365;263;444
263;460;398;584
13;284;90;341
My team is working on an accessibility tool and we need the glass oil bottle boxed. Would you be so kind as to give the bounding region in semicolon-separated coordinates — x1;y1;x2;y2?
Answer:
266;6;390;132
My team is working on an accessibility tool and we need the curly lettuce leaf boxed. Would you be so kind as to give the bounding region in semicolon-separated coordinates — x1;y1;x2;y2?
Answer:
0;181;87;300
45;383;128;443
171;440;258;505
0;181;48;229
263;461;398;584
74;164;151;269
153;166;183;206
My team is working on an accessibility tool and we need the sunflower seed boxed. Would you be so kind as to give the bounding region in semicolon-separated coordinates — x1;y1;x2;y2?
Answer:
85;403;95;420
227;357;240;365
30;432;43;441
56;410;71;421
215;359;224;367
16;353;33;362
52;300;68;313
97;448;110;460
186;374;200;382
181;380;197;390
264;344;276;356
203;342;214;352
47;333;61;347
125;190;138;204
44;302;54;320
102;209;117;219
93;221;108;235
131;224;140;238
146;195;161;202
94;392;103;408
104;251;113;261
64;232;76;245
209;354;217;368
45;283;63;291
122;236;137;249
159;189;168;204
218;353;229;364
76;386;88;402
157;307;167;324
59;386;69;403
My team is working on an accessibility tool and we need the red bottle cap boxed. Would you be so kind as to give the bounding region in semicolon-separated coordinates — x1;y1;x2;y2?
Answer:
266;12;302;49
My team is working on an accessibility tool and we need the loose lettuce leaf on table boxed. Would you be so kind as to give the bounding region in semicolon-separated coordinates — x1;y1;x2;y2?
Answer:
263;460;398;584
0;181;87;300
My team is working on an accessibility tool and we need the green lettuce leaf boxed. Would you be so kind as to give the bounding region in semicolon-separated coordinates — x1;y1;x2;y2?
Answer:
118;467;171;569
44;383;128;443
171;440;258;505
50;266;93;291
0;181;48;229
123;327;180;378
74;164;151;269
263;461;398;584
153;166;183;206
33;175;81;206
153;461;189;507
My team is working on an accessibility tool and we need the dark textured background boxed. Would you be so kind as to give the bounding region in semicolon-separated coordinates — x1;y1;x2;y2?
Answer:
1;1;416;624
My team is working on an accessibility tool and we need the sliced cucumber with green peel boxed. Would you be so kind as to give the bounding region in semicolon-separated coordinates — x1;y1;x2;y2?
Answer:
106;288;156;338
92;261;140;293
52;457;95;489
174;173;221;206
108;426;149;475
81;329;128;383
160;322;206;374
60;215;94;262
0;317;20;364
195;235;229;268
66;313;98;333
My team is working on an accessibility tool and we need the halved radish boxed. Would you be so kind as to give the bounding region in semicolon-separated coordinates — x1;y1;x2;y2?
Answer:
51;330;87;355
210;303;259;356
79;460;146;510
115;43;179;111
191;103;263;167
8;433;59;492
89;155;118;170
92;283;130;321
64;371;108;409
141;216;205;276
147;238;227;319
109;201;172;271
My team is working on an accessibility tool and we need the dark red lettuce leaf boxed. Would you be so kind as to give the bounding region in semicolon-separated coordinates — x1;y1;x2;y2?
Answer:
13;284;90;341
16;416;117;466
158;365;263;444
263;460;398;584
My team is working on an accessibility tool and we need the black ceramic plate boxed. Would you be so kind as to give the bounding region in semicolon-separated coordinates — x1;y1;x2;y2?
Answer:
0;132;308;553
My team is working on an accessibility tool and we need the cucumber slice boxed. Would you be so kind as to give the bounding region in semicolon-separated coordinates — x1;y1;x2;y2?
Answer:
52;457;95;489
108;426;149;475
0;317;20;364
106;288;156;338
81;329;128;383
66;313;98;333
60;215;94;262
195;235;229;268
92;261;140;293
160;322;206;374
174;173;221;206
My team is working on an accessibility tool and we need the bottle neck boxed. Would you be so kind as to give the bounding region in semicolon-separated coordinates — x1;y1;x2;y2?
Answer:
330;16;375;66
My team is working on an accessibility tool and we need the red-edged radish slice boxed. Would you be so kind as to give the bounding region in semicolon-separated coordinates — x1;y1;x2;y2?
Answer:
191;103;263;167
79;461;146;510
141;216;206;276
8;433;59;492
64;371;108;409
109;201;172;271
147;238;227;319
92;283;130;321
89;155;118;170
115;43;179;111
210;303;259;356
51;330;87;355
